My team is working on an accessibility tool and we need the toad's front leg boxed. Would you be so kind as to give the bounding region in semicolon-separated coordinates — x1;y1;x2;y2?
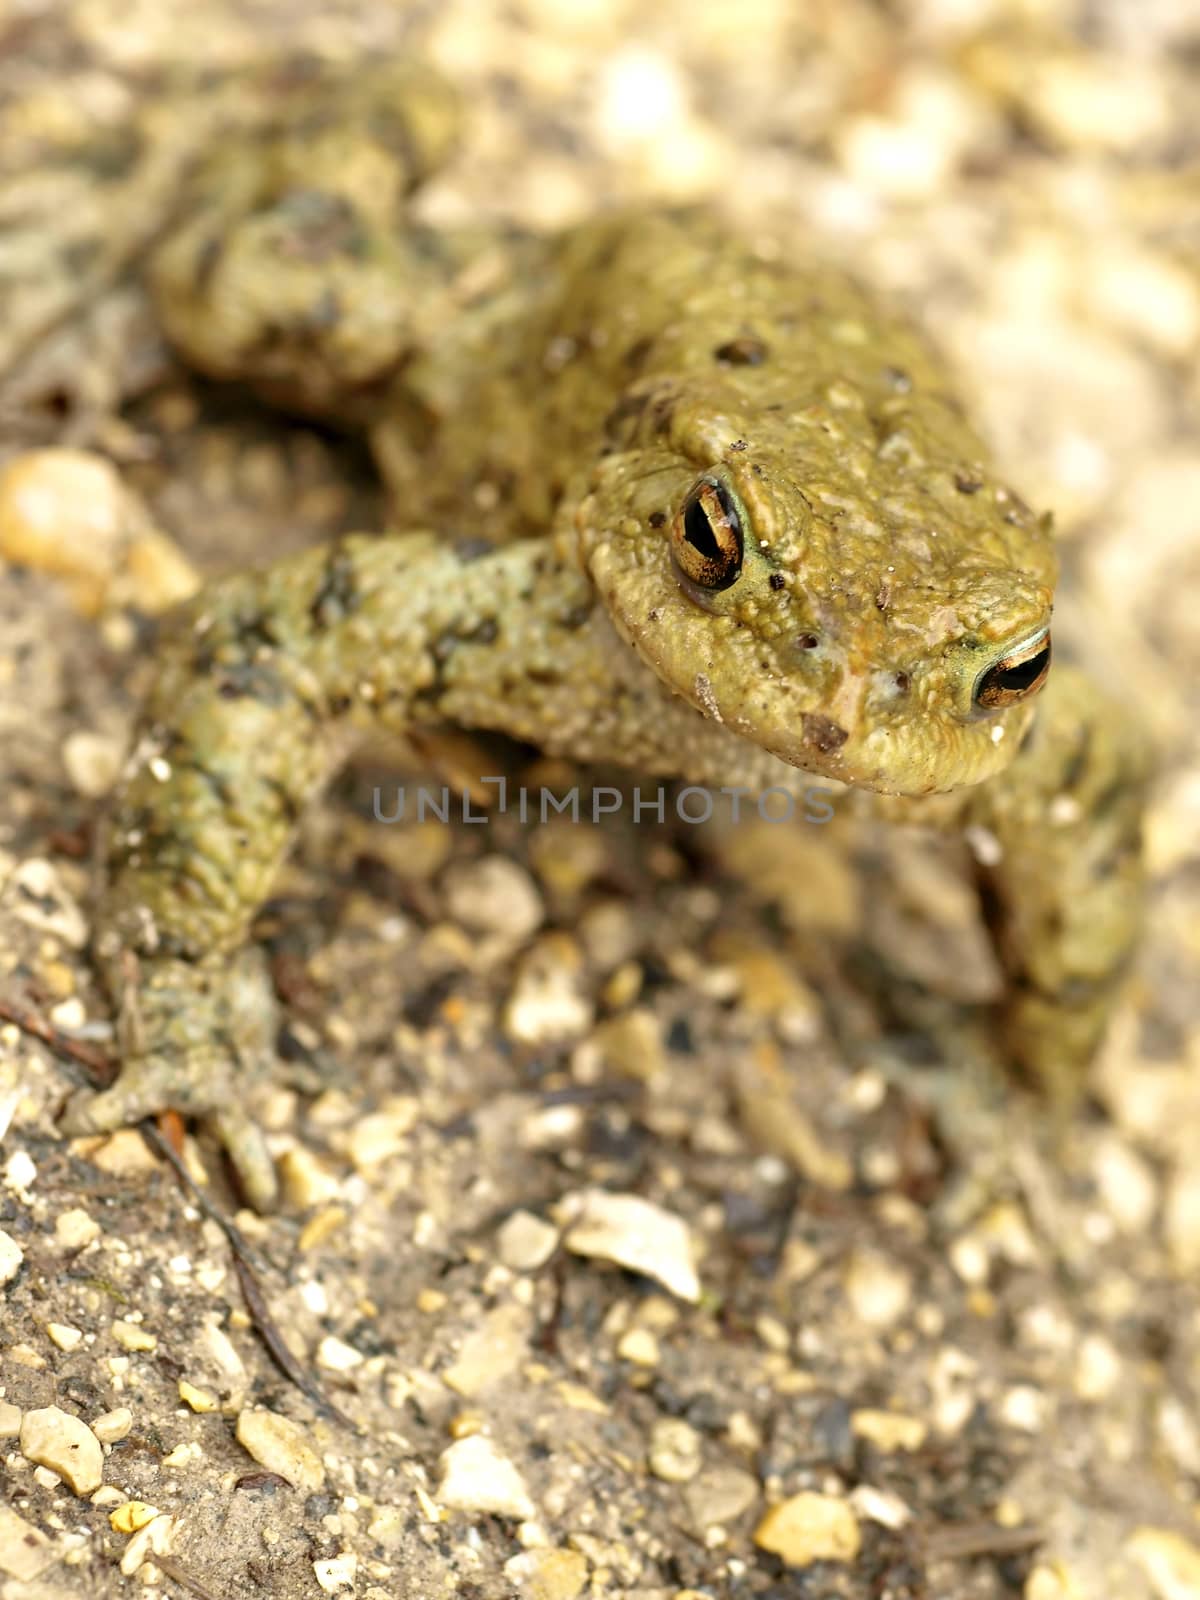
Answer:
65;528;752;1206
964;663;1150;1101
66;532;588;1206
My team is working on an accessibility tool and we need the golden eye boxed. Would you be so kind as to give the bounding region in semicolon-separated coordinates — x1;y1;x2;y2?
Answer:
671;477;744;591
974;629;1052;710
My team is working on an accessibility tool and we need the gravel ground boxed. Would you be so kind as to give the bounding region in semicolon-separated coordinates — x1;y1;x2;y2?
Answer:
2;2;1200;1598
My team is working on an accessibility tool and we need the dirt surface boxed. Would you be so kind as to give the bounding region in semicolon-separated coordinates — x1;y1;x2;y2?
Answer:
2;2;1200;1598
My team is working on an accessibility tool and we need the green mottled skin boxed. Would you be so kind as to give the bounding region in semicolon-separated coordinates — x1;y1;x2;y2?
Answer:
64;65;1148;1207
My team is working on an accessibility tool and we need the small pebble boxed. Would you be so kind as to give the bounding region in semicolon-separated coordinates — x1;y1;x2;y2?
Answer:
346;1097;420;1176
0;1402;21;1438
497;1209;559;1272
313;1551;357;1594
316;1336;365;1374
589;1008;665;1082
1164;1164;1200;1274
91;1407;133;1444
504;1547;589;1600
849;1484;912;1530
54;1208;101;1250
82;1128;162;1178
1126;1526;1200;1600
60;731;125;800
1073;1334;1122;1402
616;1326;660;1366
0;449;128;615
178;1380;220;1412
111;1319;156;1353
442;856;544;941
109;1502;161;1535
7;858;87;947
0;1228;24;1286
119;1512;172;1578
754;1491;861;1567
235;1407;326;1491
648;1418;703;1483
19;1405;104;1495
842;1249;913;1329
437;1434;536;1521
561;1188;701;1303
46;1323;83;1352
279;1147;342;1210
504;934;594;1045
851;1409;928;1452
684;1466;760;1532
443;1303;529;1396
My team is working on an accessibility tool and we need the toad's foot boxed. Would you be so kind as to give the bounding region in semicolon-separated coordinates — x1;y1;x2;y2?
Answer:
61;949;280;1210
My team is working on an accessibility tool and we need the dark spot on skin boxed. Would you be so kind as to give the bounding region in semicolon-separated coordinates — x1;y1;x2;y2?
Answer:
231;607;285;653
894;671;911;692
310;545;360;628
648;511;666;528
526;668;563;687
215;660;295;708
649;390;676;433
604;390;648;441
194;234;225;292
262;775;301;825
714;335;769;366
875;584;891;611
365;103;426;188
647;608;663;623
62;238;102;276
728;439;748;452
797;633;819;650
308;287;341;329
954;471;984;494
431;616;499;664
1061;727;1093;792
802;714;849;753
275;189;366;262
768;572;786;591
453;538;495;564
884;366;913;392
1002;487;1033;515
624;335;653;370
560;601;595;630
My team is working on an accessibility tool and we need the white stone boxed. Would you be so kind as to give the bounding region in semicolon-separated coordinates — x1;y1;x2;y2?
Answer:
648;1418;703;1483
19;1405;104;1495
91;1408;133;1444
561;1189;701;1302
1126;1526;1200;1600
442;857;544;941
497;1210;559;1272
842;1250;912;1328
235;1408;325;1491
0;1229;23;1286
437;1434;536;1521
313;1551;358;1594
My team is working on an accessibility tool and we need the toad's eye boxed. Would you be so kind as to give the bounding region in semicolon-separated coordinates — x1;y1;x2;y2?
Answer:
974;628;1052;710
671;477;744;591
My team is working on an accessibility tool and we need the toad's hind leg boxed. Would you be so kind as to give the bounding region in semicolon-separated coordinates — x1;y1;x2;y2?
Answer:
147;61;465;417
965;663;1150;1102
